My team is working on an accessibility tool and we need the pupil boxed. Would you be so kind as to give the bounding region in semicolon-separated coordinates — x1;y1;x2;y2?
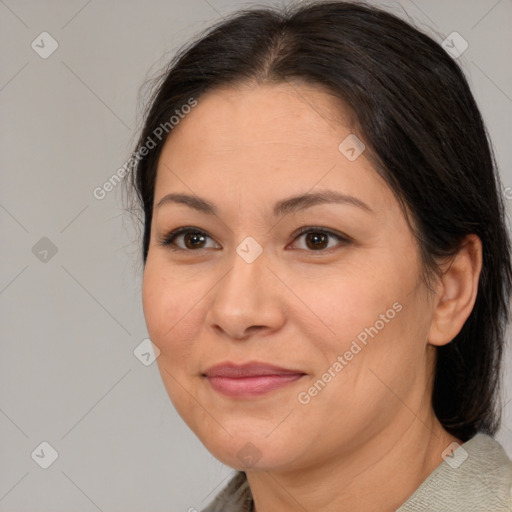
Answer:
185;233;205;249
306;232;327;250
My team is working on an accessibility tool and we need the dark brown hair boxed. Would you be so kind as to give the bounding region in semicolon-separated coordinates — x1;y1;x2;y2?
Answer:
126;0;512;442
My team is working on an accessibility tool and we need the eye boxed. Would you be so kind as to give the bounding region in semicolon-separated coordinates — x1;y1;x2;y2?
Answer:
289;227;351;252
157;226;351;253
157;227;220;251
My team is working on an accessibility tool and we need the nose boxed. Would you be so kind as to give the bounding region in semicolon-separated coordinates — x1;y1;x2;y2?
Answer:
206;246;286;341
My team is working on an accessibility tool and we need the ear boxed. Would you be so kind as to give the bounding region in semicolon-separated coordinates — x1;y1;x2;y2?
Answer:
427;234;482;347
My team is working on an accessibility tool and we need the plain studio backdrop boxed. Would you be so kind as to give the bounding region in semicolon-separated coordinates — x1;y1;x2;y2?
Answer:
0;0;511;510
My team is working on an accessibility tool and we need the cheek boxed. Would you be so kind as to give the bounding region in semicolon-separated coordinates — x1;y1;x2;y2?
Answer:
291;266;402;354
142;260;207;421
293;254;428;394
142;258;205;361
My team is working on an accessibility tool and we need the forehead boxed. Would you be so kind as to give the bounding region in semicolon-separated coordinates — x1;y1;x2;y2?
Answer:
154;82;396;217
165;81;355;152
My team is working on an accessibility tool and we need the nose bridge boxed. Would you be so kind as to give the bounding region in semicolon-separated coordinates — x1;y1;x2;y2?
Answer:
217;240;268;308
207;240;284;338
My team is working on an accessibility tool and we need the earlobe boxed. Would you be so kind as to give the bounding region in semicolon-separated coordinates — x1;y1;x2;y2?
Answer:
427;234;483;347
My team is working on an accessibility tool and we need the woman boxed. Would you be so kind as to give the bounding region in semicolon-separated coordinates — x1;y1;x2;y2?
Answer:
126;1;512;510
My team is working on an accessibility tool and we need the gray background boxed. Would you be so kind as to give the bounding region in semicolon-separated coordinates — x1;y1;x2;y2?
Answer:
1;0;511;510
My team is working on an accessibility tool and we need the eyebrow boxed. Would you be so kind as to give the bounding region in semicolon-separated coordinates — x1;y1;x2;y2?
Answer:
155;190;373;217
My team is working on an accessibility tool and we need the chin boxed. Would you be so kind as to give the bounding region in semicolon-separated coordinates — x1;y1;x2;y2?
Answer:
190;423;301;472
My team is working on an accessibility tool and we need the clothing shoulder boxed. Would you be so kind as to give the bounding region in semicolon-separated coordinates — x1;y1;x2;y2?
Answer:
201;471;252;512
397;433;512;511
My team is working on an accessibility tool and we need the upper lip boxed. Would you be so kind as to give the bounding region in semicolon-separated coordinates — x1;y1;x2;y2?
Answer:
203;361;306;378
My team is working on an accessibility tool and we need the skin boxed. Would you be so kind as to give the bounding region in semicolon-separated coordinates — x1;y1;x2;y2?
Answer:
142;81;482;512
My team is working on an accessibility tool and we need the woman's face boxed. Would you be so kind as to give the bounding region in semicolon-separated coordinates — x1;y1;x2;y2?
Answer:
142;82;438;471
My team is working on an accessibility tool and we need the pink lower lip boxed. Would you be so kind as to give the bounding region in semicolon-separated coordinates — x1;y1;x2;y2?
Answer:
205;374;305;398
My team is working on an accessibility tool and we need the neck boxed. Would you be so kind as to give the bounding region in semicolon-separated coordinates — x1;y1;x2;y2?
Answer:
246;412;460;512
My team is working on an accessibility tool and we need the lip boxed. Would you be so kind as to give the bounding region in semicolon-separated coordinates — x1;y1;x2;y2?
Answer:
203;361;305;378
202;361;306;398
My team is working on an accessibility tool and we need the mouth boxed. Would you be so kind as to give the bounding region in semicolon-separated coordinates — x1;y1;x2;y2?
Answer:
202;361;307;398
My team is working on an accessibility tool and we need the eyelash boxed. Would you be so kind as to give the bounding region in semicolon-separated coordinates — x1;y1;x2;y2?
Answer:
157;226;352;253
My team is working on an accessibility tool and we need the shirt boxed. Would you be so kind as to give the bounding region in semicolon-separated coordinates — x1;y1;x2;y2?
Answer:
201;433;512;511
